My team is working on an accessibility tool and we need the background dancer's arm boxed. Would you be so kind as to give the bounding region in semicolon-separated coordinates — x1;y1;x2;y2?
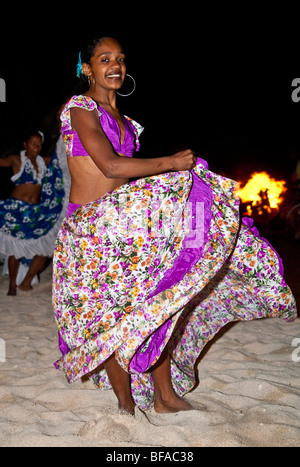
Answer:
0;154;19;170
71;108;196;178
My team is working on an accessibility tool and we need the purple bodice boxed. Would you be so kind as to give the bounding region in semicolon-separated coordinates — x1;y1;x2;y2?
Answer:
60;95;143;158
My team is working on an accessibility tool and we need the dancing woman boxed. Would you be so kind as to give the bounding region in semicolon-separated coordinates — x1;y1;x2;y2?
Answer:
0;131;64;295
53;37;297;416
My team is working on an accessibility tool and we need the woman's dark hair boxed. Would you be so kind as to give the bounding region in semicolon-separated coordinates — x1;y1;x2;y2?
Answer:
81;37;107;64
23;129;44;143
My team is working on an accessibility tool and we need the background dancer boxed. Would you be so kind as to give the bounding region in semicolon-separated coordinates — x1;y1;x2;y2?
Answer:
0;130;66;295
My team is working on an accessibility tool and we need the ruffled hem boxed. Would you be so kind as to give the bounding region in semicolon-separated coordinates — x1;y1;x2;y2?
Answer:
0;200;68;259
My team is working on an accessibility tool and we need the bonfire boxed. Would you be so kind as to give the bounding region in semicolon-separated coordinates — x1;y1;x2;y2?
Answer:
237;172;287;223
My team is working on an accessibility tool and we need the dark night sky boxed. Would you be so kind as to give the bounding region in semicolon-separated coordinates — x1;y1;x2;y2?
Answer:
1;10;300;184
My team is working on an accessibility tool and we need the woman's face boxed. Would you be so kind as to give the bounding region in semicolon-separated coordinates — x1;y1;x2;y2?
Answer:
85;38;126;92
24;135;42;158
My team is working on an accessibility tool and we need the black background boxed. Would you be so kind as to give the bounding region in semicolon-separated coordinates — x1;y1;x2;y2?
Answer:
1;8;299;185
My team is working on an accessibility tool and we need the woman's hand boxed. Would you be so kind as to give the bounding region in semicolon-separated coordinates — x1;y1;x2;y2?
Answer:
169;149;197;172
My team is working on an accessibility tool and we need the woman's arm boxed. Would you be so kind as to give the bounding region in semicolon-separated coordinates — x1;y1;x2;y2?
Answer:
0;154;20;170
70;107;196;178
0;154;16;167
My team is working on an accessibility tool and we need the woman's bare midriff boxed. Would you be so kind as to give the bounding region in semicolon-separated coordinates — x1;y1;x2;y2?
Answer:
68;155;129;204
11;184;42;204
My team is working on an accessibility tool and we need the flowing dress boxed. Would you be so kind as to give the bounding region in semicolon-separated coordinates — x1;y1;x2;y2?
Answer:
53;95;297;410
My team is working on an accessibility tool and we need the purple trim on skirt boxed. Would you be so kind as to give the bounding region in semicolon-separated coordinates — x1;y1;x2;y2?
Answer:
66;202;82;218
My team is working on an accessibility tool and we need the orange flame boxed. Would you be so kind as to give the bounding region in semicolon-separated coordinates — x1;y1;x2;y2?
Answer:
237;172;287;216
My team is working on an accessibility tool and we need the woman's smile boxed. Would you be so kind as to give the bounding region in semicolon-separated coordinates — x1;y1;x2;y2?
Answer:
105;72;122;80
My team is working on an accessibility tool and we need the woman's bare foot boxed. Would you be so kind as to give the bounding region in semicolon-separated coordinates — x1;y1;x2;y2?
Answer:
7;286;17;296
18;282;33;292
118;400;135;416
154;393;194;413
151;346;194;414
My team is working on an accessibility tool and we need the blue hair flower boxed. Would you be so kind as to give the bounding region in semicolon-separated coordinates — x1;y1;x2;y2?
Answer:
76;51;83;78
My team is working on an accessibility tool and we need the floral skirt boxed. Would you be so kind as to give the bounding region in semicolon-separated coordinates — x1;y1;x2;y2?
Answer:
52;160;297;410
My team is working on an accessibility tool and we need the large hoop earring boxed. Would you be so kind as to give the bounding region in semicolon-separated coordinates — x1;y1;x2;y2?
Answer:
117;74;136;97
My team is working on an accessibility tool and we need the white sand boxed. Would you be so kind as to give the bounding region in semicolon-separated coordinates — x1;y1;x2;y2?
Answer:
0;264;299;447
